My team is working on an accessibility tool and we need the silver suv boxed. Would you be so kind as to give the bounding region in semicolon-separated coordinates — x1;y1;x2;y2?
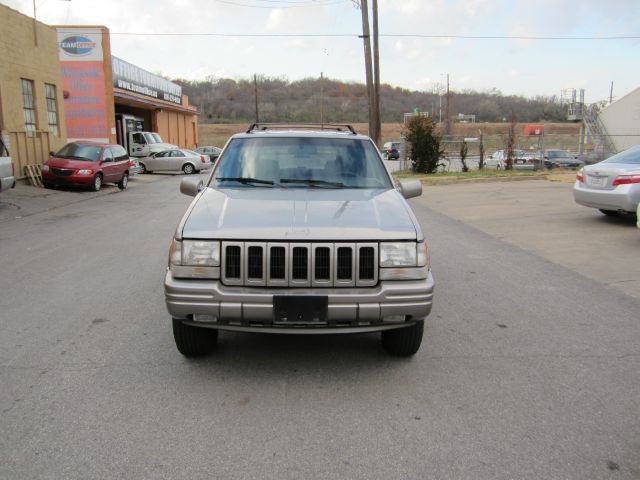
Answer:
165;124;435;356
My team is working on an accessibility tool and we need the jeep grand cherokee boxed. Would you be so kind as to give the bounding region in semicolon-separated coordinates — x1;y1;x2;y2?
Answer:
165;123;435;356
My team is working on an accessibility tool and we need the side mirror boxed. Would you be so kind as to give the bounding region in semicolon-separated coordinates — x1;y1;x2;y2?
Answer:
180;176;204;197
398;179;422;199
49;151;55;156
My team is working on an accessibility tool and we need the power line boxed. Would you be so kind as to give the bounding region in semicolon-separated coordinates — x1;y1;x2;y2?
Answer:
105;31;640;40
210;0;346;8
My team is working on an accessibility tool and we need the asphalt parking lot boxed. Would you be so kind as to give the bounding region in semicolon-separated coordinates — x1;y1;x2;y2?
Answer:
419;179;640;300
1;175;638;479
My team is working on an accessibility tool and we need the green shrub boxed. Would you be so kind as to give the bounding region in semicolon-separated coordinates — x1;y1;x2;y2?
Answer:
403;117;444;174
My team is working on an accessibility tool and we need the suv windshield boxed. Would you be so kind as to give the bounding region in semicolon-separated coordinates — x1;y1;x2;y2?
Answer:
214;137;393;189
55;143;102;162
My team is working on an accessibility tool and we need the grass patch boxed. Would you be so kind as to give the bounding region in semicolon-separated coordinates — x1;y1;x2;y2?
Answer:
393;168;579;185
394;169;548;180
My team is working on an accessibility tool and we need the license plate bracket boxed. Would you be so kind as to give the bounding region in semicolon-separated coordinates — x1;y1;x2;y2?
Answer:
273;295;328;324
587;175;606;187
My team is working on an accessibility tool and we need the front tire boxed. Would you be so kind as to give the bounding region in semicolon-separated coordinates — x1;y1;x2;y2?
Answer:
117;172;128;190
90;173;102;192
182;163;195;175
139;163;148;174
381;320;424;357
172;319;218;357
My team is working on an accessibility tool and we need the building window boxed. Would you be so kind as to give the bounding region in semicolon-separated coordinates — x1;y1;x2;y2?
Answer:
45;84;59;136
21;79;37;133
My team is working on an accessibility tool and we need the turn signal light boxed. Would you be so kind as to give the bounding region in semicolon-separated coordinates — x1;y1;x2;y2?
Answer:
612;174;640;186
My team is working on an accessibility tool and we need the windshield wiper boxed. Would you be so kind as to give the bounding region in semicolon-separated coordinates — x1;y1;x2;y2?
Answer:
216;177;276;186
280;178;344;188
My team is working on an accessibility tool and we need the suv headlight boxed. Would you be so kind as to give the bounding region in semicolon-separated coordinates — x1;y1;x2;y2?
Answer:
169;239;220;279
379;241;429;280
182;240;220;266
380;242;417;267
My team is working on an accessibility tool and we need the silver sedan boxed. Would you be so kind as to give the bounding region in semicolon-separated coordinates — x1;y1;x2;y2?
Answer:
139;149;211;175
573;145;640;217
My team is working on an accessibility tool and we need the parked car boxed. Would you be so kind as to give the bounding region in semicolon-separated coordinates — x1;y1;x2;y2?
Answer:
486;149;538;170
165;123;434;357
194;146;222;163
128;157;142;176
543;149;584;169
573;145;640;217
0;141;16;193
42;142;130;192
139;149;211;175
382;141;401;159
386;147;400;160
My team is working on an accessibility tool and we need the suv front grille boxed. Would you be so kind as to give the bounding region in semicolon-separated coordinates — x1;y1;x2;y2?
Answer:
221;242;378;287
225;245;241;279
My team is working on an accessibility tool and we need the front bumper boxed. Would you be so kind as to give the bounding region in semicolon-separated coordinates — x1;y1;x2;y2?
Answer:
573;181;640;213
165;269;435;334
42;170;94;187
0;175;16;191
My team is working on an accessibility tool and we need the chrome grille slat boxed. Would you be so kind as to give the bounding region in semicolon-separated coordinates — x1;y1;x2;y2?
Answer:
221;241;378;287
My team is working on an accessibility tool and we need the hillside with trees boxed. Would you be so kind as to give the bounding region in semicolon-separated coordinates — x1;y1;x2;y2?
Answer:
176;76;567;124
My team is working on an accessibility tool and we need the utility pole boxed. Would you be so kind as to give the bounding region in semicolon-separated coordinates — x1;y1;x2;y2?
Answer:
358;0;375;140
253;74;259;123
609;81;614;105
445;73;451;135
320;72;324;126
371;0;381;146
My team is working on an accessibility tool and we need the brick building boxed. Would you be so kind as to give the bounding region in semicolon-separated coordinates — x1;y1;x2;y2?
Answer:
56;25;199;151
0;5;199;179
0;4;68;176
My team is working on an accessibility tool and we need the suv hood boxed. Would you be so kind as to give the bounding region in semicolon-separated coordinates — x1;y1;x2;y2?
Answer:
181;187;421;241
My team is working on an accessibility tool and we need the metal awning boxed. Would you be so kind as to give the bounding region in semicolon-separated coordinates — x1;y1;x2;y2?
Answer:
113;89;199;115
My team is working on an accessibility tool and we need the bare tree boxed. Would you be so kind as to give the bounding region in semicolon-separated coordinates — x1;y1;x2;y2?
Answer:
505;114;516;170
459;140;469;172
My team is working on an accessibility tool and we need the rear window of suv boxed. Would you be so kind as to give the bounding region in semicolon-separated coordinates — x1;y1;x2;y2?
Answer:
214;137;393;189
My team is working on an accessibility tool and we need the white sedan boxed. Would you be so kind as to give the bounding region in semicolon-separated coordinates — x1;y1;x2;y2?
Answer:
139;149;211;175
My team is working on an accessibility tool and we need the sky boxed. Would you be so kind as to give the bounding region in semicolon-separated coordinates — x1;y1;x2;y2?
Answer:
4;0;640;104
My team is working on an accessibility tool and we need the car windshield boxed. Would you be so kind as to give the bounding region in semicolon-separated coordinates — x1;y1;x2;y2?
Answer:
55;143;102;162
214;137;393;189
151;133;163;143
144;133;158;144
601;147;640;164
548;150;571;158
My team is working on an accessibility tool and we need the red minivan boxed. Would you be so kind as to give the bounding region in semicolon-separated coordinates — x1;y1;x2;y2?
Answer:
42;141;130;192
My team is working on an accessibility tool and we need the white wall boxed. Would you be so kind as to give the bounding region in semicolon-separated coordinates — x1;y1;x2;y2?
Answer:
599;87;640;152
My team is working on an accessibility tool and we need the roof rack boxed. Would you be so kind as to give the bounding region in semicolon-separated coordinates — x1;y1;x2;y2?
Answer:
246;123;357;135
